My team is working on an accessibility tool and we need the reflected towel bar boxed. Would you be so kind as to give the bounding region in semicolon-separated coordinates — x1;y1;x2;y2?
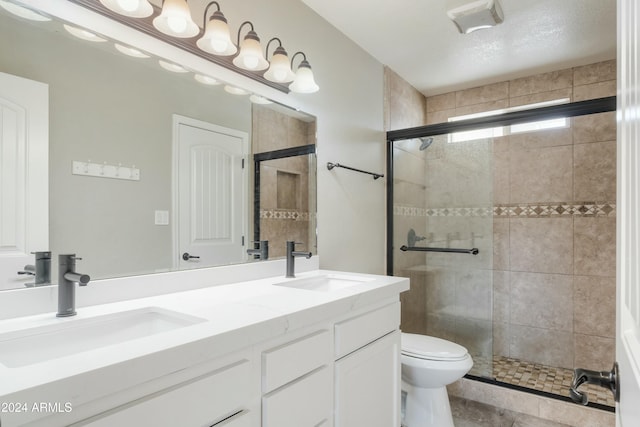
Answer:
400;245;479;255
327;162;384;180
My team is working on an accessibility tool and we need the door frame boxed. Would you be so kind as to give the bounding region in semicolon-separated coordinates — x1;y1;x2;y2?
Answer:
171;114;249;269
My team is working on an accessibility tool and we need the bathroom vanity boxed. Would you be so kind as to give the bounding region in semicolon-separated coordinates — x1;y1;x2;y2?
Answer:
0;263;408;427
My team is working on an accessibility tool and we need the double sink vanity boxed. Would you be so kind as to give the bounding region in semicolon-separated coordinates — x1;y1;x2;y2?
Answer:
0;259;408;426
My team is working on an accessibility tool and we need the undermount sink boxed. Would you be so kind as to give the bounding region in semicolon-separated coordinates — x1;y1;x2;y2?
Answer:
273;273;374;292
0;307;206;368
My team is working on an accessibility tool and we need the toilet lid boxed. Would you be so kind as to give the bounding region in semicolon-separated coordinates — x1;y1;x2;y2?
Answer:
401;333;469;361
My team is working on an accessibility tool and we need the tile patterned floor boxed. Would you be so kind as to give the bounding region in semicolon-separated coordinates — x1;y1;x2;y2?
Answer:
468;355;616;408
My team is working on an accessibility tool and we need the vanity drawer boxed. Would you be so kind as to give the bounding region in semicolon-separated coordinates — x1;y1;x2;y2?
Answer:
78;359;251;427
334;302;400;359
262;329;331;393
262;366;332;427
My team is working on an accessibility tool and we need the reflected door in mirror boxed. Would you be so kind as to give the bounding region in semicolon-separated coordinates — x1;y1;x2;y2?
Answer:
174;116;248;269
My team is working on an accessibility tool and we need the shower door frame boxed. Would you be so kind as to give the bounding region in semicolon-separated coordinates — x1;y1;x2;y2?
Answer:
385;95;618;410
385;96;617;276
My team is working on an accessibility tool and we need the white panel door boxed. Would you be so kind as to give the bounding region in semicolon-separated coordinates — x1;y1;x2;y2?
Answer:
617;0;640;425
0;72;48;289
174;116;248;268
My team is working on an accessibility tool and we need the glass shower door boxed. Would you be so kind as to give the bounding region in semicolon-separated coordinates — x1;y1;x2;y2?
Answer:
392;133;494;378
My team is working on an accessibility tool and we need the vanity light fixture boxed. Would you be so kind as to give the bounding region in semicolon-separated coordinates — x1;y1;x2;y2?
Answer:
67;0;320;94
158;59;189;72
114;43;150;58
233;21;269;71
263;38;296;83
196;1;236;56
153;0;199;38
194;74;220;85
0;0;50;21
289;52;319;94
99;0;152;18
64;24;107;42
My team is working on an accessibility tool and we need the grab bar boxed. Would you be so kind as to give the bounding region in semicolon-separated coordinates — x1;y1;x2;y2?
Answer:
400;245;479;255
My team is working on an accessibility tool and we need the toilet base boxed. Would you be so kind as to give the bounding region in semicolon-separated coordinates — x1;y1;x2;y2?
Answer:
402;381;454;427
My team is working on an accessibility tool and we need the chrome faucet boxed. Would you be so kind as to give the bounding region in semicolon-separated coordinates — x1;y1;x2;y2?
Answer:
57;254;90;317
286;241;312;278
247;240;269;260
18;251;52;286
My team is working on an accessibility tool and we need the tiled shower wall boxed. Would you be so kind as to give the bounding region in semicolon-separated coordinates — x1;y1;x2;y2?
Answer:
252;105;317;258
385;60;617;372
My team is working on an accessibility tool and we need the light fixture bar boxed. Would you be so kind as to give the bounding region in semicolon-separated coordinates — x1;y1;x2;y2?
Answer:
66;0;290;93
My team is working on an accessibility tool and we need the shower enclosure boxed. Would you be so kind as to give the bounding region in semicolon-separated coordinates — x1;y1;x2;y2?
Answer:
387;97;617;409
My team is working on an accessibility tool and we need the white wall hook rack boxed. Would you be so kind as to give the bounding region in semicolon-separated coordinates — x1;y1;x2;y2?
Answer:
72;160;140;181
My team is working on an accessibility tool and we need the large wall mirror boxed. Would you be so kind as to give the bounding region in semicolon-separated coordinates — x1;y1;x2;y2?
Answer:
0;5;317;290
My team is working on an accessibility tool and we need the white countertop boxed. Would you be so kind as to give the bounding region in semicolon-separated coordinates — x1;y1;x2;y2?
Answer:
0;269;408;422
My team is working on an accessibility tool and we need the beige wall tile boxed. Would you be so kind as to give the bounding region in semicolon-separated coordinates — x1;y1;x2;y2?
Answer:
493;270;510;323
574;275;615;337
574;334;615;372
508;127;573;151
454;99;509;117
427;92;456;112
574;140;616;202
574;80;616;101
386;67;427;130
456;81;509;107
455;268;493;321
493;321;510;358
573;111;616;144
573;60;616;86
426;108;455;124
509;145;573;204
509;69;573;98
510;272;573;331
493;149;510;205
399;269;428;334
493;219;509;271
510;324;574;368
509;88;573;108
510;218;573;274
574;217;616;276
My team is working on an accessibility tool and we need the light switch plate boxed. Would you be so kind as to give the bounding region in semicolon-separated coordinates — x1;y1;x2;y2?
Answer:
155;210;169;225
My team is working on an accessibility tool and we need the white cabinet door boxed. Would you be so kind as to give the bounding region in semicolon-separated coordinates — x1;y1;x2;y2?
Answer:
334;330;400;427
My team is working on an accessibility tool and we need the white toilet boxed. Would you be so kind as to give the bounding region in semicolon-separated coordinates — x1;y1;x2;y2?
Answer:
401;332;473;427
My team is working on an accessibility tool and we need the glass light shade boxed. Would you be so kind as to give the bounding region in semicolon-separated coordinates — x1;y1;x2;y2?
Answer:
289;61;319;93
263;47;295;83
159;60;189;73
224;85;249;95
153;0;199;38
114;43;150;58
194;74;220;85
99;0;153;18
232;32;269;71
64;25;107;42
196;11;237;56
0;0;50;21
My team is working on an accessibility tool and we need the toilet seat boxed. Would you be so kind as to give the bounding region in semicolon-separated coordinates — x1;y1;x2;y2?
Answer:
401;333;469;361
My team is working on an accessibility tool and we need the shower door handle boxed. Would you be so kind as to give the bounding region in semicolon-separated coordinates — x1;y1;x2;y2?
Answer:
569;362;619;405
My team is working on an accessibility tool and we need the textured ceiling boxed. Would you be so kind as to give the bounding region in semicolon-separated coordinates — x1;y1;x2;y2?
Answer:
301;0;616;96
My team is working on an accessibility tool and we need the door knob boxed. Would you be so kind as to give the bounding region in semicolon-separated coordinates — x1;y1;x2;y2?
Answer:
182;252;200;261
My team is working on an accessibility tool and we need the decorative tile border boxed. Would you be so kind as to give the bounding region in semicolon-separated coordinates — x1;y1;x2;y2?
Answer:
394;202;616;218
260;209;310;221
